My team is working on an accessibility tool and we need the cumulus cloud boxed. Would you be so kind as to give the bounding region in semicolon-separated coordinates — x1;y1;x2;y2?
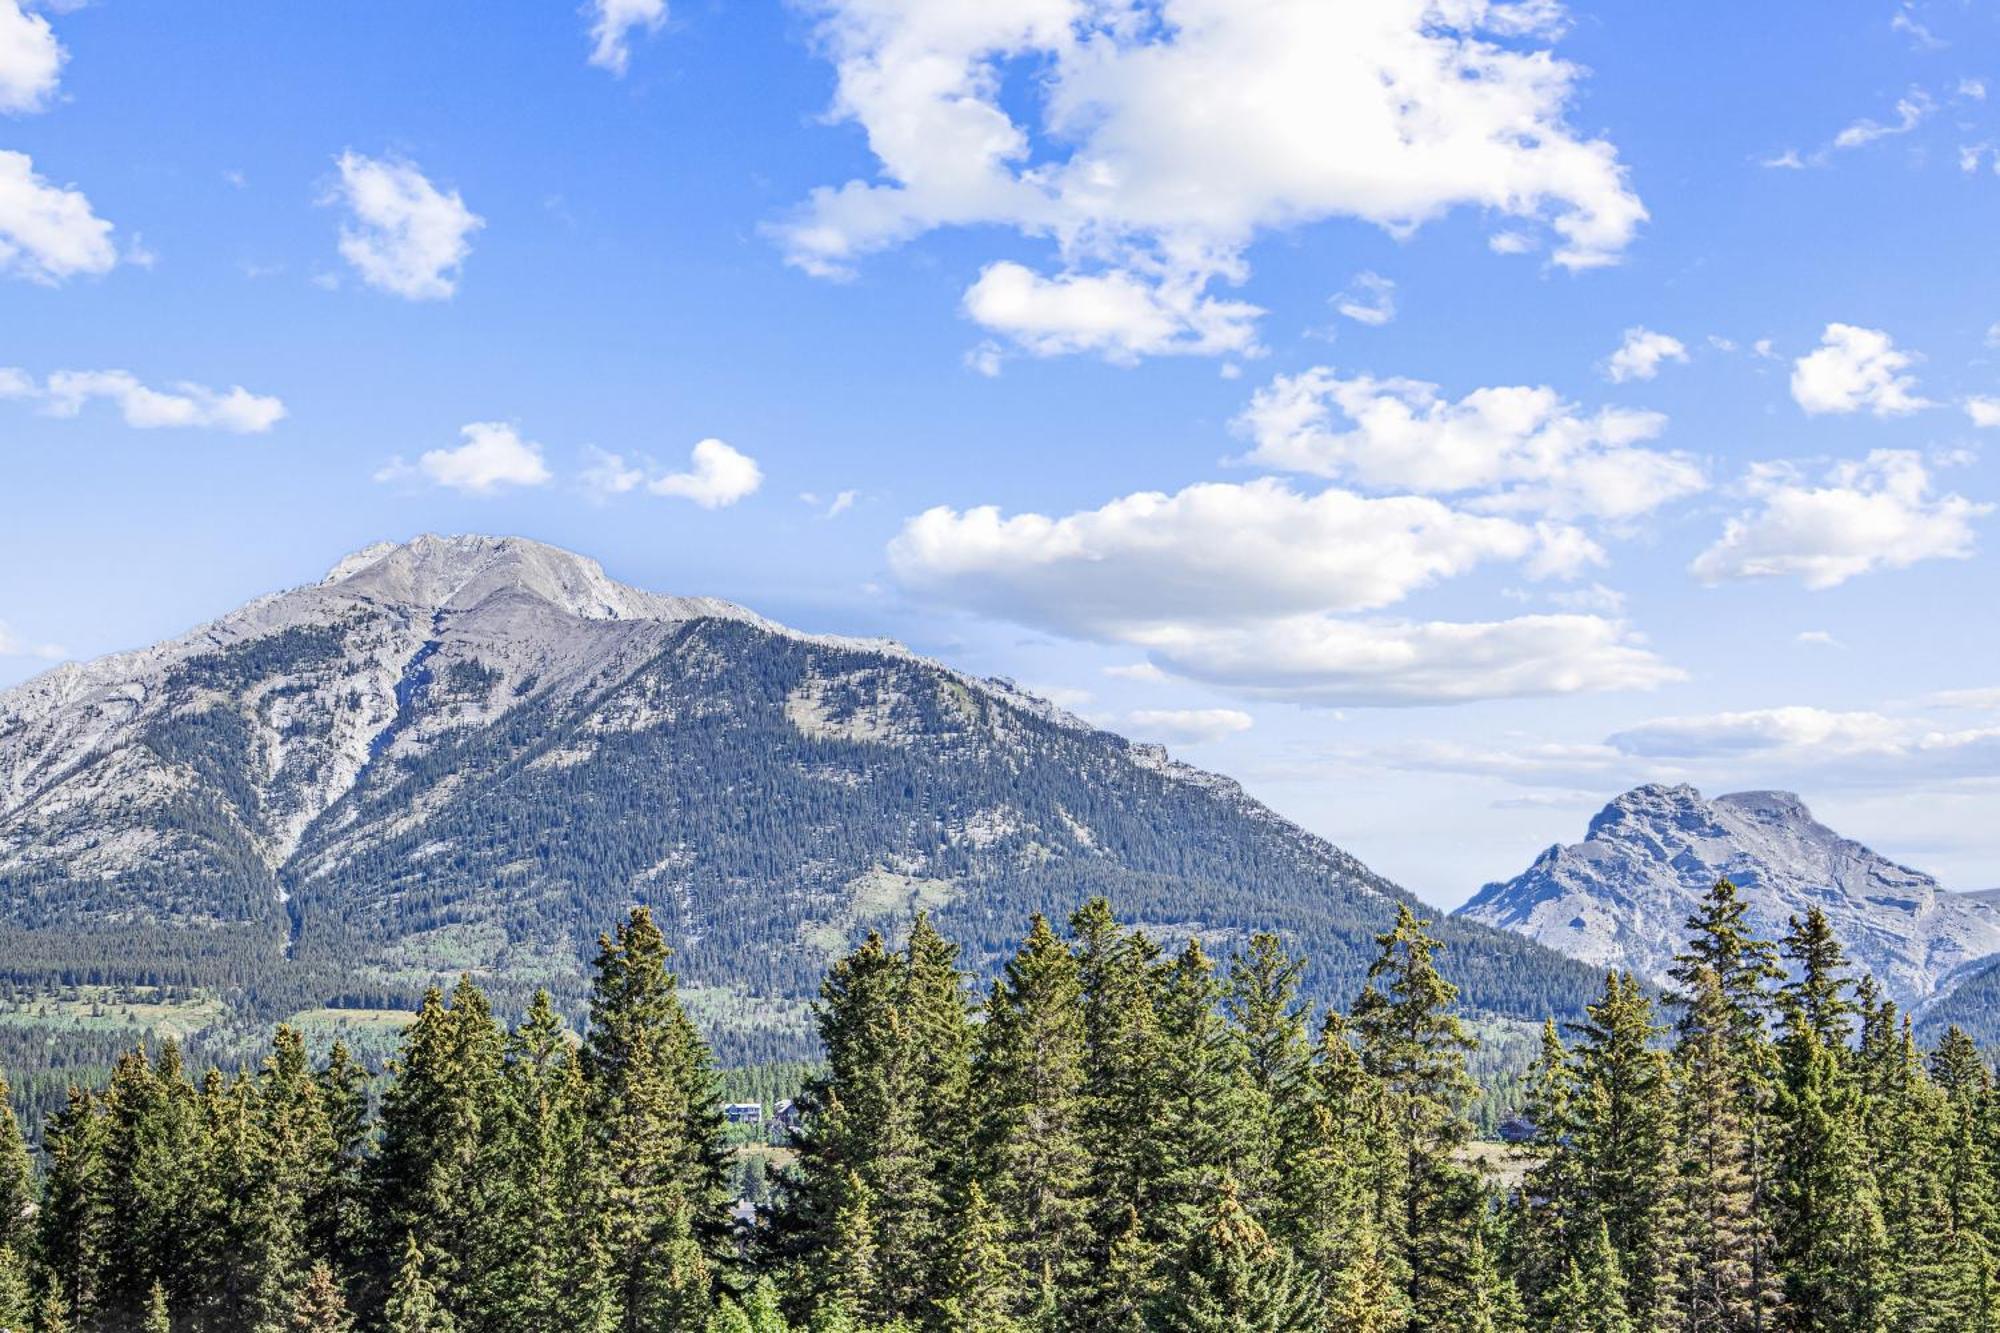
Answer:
1234;368;1703;520
888;476;1675;705
0;618;63;660
649;439;762;508
1691;450;1989;589
1123;707;1253;744
329;152;483;301
0;149;117;283
774;0;1644;360
1964;396;2000;428
1132;613;1680;707
394;422;553;494
585;0;666;75
1332;271;1397;327
0;0;63;113
1790;323;1931;416
890;478;1586;632
1602;326;1688;383
585;439;763;508
1;368;285;432
961;262;1261;362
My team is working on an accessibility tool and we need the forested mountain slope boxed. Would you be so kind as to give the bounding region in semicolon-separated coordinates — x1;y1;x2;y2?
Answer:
0;535;1603;1059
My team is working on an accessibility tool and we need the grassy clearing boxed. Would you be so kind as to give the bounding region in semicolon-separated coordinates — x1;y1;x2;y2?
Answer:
0;987;229;1040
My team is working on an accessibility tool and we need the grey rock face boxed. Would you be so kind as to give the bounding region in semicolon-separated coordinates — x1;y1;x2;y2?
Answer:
1455;783;2000;1006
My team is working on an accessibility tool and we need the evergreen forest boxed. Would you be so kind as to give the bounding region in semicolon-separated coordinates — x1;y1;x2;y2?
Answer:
0;882;1994;1332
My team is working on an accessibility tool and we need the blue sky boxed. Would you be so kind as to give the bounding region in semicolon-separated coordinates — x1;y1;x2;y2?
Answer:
4;0;1999;905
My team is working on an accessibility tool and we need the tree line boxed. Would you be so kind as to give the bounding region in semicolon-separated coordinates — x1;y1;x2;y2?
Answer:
2;883;1998;1331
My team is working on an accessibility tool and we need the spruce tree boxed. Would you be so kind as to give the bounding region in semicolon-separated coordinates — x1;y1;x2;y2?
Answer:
0;1245;32;1333
1148;1184;1316;1333
1224;933;1312;1213
1568;972;1679;1328
37;1087;108;1326
581;907;729;1332
145;1280;171;1333
1670;964;1776;1332
933;1181;1024;1333
1771;916;1887;1333
972;915;1089;1318
0;1074;31;1256
371;980;507;1323
1143;938;1250;1260
383;1233;453;1333
289;1262;353;1333
491;991;592;1332
1351;904;1483;1328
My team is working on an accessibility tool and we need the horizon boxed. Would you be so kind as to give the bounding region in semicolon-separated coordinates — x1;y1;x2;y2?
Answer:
5;1;1998;905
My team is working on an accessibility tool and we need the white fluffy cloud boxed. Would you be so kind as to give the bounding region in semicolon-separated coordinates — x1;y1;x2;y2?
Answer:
1790;323;1931;416
1610;706;1917;761
1;368;285;432
0;149;116;283
889;476;1676;705
1332;271;1397;326
1234;369;1703;520
891;477;1586;632
586;0;666;74
1132;613;1681;706
0;0;62;113
585;439;763;508
1602;326;1688;383
1124;707;1253;744
776;0;1644;360
402;422;552;494
1691;450;1989;589
0;618;63;660
1964;396;2000;428
961;262;1260;362
650;439;763;508
330;152;483;301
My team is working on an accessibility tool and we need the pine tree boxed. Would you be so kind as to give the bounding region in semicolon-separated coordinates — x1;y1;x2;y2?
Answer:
1143;938;1249;1258
383;1233;454;1333
1771;915;1887;1333
581;907;729;1332
0;1074;32;1256
1669;881;1784;1333
37;1087;109;1325
37;1283;72;1333
490;991;592;1333
1567;973;1679;1328
972;915;1089;1318
0;1245;33;1333
371;980;507;1322
1546;1223;1634;1333
145;1280;171;1333
1224;932;1312;1213
933;1181;1024;1333
289;1262;353;1333
818;1170;880;1325
1148;1184;1316;1333
1270;1010;1400;1327
1351;904;1483;1328
1670;965;1775;1333
1323;1221;1409;1333
1070;898;1163;1241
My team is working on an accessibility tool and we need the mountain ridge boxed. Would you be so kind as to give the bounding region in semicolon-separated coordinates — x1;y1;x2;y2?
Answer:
1455;782;2000;1007
0;534;1605;1060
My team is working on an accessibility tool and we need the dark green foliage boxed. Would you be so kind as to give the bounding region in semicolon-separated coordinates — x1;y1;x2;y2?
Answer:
3;896;2000;1333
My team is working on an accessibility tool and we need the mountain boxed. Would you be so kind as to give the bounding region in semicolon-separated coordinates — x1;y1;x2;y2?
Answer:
1455;783;2000;1007
0;534;1603;1062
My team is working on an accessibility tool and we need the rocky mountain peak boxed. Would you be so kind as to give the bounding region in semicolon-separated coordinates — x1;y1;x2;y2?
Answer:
316;533;764;627
1457;782;2000;1006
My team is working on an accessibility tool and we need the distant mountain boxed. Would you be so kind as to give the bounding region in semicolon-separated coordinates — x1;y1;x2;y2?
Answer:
1454;783;2000;1007
0;535;1603;1060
